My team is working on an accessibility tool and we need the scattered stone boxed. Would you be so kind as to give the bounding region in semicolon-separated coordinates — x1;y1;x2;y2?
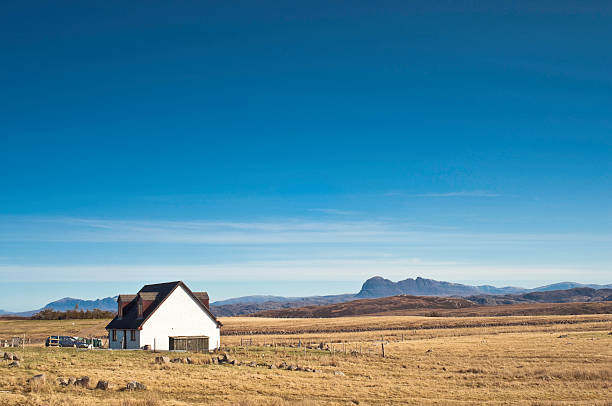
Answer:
3;352;14;360
126;381;146;391
278;361;288;369
8;361;20;368
313;369;322;373
211;357;218;364
155;356;170;364
268;364;276;369
288;365;298;371
57;377;68;386
186;357;194;364
170;358;183;363
67;377;77;386
425;349;433;353
558;334;569;338
74;376;91;388
28;374;46;384
12;354;21;361
95;380;109;390
334;371;345;376
247;361;257;367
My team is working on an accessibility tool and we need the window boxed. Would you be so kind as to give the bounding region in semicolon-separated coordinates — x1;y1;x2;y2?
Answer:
130;330;136;341
111;330;117;341
138;301;143;317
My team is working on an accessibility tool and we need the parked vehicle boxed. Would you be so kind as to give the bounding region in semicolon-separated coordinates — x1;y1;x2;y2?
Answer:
45;336;93;348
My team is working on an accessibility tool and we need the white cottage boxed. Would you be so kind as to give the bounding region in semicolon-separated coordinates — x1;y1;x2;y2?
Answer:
105;281;222;351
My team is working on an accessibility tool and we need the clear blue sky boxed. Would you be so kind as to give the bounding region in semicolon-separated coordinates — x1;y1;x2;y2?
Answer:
1;1;611;311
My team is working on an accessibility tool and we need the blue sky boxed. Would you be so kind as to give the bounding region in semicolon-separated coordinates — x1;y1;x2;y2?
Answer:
1;1;611;311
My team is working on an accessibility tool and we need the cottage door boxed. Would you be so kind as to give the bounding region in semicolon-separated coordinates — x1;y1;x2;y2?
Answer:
122;330;127;349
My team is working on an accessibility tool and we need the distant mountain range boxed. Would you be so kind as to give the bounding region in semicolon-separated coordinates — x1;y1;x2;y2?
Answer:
355;276;612;298
1;276;611;317
252;287;612;318
0;296;118;317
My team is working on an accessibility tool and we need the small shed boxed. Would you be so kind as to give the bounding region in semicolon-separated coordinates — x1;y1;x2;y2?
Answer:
169;336;209;352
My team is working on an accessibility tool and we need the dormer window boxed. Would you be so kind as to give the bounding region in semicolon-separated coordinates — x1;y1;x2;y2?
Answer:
138;299;143;318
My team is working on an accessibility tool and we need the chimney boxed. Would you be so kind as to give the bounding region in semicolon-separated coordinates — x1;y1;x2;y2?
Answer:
194;292;209;309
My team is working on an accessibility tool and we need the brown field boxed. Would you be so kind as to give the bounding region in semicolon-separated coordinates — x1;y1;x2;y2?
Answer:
1;314;611;405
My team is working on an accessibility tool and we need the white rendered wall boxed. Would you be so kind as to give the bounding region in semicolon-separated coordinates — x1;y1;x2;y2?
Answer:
139;285;220;351
108;329;140;350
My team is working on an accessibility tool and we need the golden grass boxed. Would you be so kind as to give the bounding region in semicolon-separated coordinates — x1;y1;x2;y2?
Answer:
1;315;611;405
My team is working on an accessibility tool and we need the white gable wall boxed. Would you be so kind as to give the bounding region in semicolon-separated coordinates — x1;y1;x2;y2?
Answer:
138;285;220;351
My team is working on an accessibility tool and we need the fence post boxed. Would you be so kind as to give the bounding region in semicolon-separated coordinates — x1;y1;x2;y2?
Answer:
381;343;385;358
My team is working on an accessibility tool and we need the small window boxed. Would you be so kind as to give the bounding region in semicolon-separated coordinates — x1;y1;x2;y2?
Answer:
138;301;143;317
130;330;136;341
111;330;117;341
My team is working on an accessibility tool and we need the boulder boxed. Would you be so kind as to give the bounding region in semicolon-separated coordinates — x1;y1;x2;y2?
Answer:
74;376;91;388
8;361;20;368
95;380;109;390
155;356;170;364
28;374;46;384
126;381;146;391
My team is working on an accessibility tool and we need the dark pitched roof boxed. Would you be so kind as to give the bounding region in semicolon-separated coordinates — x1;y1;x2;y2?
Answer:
105;281;222;330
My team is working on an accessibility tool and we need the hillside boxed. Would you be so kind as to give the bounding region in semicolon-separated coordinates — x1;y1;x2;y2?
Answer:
251;294;476;318
466;287;612;305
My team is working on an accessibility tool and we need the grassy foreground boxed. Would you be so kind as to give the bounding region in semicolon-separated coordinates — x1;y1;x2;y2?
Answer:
1;315;611;405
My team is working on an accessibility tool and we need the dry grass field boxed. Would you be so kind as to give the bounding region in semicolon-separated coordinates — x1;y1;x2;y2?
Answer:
1;315;611;405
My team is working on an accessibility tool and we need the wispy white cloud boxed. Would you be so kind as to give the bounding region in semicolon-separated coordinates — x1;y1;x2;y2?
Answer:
416;191;501;198
0;261;607;286
308;208;358;216
0;216;609;245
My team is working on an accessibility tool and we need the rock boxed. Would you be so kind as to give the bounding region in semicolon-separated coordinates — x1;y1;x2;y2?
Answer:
95;380;109;390
334;370;345;376
155;356;170;364
74;376;90;388
3;352;13;360
8;361;19;368
314;369;322;373
67;377;77;386
170;358;183;363
278;361;288;369
425;349;433;353
57;377;68;386
28;374;46;384
288;365;298;371
558;334;569;338
126;381;146;391
247;361;257;367
12;354;21;361
211;357;218;364
186;357;194;364
304;367;313;372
